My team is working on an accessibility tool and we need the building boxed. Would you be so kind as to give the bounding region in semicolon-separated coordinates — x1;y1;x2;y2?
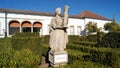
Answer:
0;8;111;38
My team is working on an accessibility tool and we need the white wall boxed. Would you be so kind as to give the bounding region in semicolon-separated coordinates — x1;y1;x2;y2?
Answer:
7;13;51;36
0;13;5;35
68;18;85;35
0;12;112;37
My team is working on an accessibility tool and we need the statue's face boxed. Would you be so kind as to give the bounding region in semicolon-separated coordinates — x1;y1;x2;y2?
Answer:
56;8;61;15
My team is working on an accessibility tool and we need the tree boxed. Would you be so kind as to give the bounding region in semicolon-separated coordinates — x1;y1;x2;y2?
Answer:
86;21;99;34
104;21;120;31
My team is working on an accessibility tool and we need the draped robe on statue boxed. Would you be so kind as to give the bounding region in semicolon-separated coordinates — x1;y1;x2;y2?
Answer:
49;17;68;52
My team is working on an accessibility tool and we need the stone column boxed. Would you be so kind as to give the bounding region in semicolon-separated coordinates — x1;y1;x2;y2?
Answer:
31;26;33;33
20;25;22;33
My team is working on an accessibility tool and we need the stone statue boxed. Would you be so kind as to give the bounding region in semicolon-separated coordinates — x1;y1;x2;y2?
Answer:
49;6;69;52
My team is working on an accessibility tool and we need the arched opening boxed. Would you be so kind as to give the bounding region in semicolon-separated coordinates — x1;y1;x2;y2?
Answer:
33;22;42;32
9;20;20;35
22;21;32;32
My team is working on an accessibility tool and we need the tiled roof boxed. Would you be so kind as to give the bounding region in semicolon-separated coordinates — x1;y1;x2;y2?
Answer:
0;8;55;16
77;10;111;21
0;8;79;18
0;8;111;20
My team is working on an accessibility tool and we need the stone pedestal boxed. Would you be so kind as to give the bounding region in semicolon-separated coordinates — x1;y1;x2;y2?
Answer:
49;50;68;67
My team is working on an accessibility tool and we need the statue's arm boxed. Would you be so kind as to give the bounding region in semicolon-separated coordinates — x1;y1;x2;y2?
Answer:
63;6;69;27
49;18;56;32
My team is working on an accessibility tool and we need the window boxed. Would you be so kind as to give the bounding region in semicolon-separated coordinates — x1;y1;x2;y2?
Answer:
77;26;81;36
70;26;74;35
22;21;31;32
33;22;42;32
9;21;20;35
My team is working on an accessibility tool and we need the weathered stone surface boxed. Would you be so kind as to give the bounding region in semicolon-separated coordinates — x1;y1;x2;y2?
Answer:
49;6;69;67
49;6;69;52
49;50;68;67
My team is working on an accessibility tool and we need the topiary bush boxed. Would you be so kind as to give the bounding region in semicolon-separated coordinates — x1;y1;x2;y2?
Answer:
42;35;50;44
12;48;40;68
13;32;39;37
74;41;96;47
90;50;117;67
0;48;40;68
67;44;119;67
68;35;80;43
98;32;120;48
11;37;42;55
11;32;44;66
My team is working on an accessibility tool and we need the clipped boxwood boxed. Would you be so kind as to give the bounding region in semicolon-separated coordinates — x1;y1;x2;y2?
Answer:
11;37;42;55
67;44;118;67
68;35;80;43
42;35;50;44
74;41;96;47
90;50;117;67
98;32;120;48
13;32;39;38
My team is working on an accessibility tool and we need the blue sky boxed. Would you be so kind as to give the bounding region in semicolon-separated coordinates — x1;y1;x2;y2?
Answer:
0;0;120;24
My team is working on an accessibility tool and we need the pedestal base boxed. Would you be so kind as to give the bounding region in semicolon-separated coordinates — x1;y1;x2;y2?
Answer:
49;50;68;67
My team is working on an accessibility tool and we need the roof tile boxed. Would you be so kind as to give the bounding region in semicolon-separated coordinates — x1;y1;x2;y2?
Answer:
77;10;111;20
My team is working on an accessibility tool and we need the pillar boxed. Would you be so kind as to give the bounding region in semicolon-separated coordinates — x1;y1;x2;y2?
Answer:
31;26;33;33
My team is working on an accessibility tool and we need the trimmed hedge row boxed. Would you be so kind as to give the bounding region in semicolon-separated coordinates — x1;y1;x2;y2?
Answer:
0;48;40;68
42;35;50;44
67;44;118;67
73;41;96;47
0;38;40;68
67;44;93;53
11;37;42;55
90;50;117;67
98;32;120;48
42;35;102;44
67;49;90;63
11;33;44;66
13;32;40;37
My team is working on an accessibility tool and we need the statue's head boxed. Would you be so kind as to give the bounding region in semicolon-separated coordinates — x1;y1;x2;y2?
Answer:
55;8;61;15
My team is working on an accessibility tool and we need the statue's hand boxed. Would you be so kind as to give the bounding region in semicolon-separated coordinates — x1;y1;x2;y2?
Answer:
64;6;69;11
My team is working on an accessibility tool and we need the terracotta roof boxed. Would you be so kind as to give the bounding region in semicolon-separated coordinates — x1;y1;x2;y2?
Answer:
0;8;55;16
77;10;111;21
0;8;111;20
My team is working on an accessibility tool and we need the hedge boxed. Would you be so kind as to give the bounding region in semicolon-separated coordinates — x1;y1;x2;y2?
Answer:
73;41;96;47
98;32;120;48
13;32;40;38
0;38;41;68
0;48;40;68
43;35;102;44
67;44;118;67
11;33;45;66
90;50;117;67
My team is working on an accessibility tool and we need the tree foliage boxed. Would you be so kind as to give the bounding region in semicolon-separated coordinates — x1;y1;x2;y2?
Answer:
104;21;120;31
86;21;99;34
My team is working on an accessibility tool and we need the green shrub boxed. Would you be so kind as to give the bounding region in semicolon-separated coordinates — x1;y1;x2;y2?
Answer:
62;61;111;68
0;48;40;68
42;35;50;44
11;37;42;55
87;35;97;42
67;44;118;67
11;33;45;66
90;50;117;67
74;41;96;47
68;35;80;43
12;48;40;68
13;32;40;37
98;32;120;48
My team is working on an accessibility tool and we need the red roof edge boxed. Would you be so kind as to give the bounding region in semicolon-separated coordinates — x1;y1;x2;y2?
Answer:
77;10;111;21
